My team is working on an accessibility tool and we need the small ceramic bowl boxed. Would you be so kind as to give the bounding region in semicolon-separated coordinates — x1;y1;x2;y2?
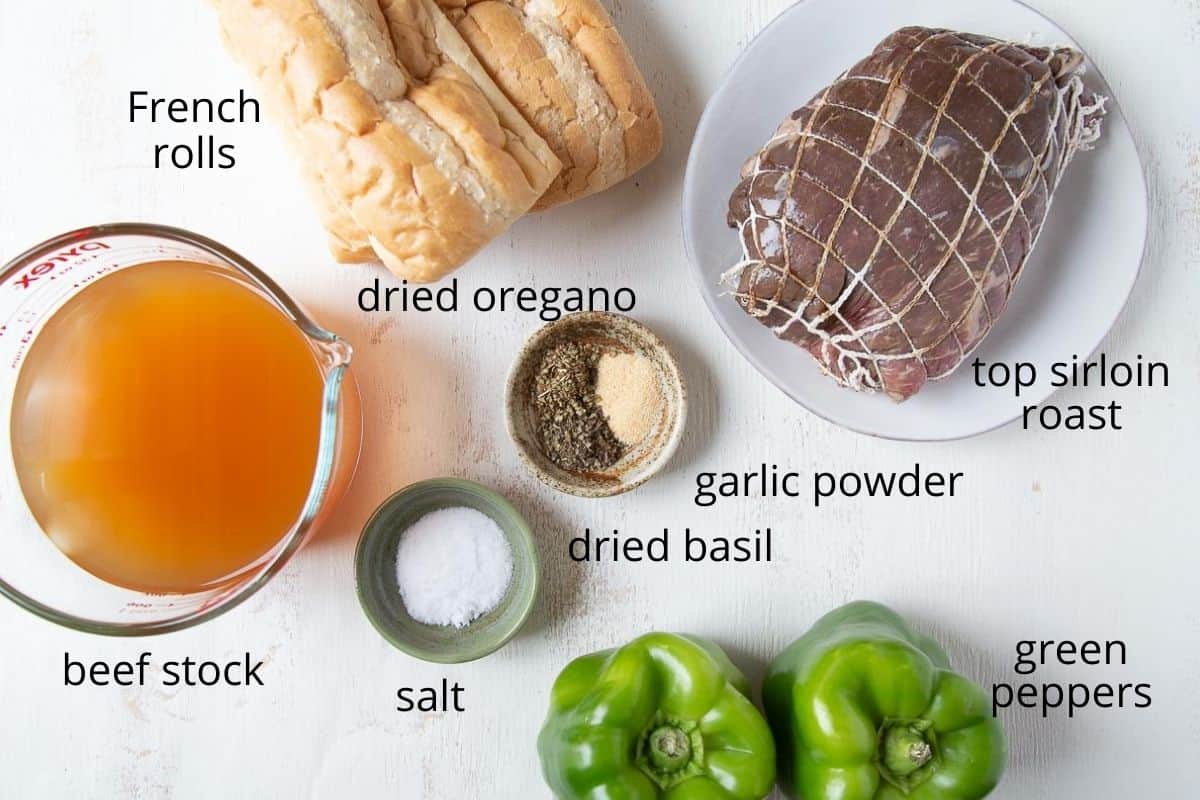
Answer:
355;478;539;664
506;312;687;498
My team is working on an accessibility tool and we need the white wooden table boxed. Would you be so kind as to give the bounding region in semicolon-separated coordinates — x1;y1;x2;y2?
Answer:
0;1;1195;797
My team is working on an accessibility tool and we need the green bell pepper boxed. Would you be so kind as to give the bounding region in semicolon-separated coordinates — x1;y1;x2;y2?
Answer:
538;633;777;799
764;602;1006;799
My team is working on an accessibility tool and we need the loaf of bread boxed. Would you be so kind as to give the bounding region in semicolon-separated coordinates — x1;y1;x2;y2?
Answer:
432;0;662;209
212;0;561;281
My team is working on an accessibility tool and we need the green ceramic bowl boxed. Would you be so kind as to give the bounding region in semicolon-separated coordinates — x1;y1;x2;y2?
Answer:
355;478;539;664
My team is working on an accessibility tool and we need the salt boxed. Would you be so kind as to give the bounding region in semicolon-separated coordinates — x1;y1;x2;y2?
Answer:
395;507;514;629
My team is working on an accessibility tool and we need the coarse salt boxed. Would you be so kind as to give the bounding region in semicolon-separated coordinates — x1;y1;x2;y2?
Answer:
395;507;514;629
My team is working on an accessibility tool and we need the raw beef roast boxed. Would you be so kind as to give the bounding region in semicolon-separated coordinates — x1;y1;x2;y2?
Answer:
726;27;1105;401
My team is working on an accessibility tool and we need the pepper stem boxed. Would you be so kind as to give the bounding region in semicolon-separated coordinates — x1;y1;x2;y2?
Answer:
877;720;938;792
647;726;692;772
636;716;704;789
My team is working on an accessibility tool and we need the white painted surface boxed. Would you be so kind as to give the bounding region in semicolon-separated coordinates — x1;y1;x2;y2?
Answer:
0;0;1195;797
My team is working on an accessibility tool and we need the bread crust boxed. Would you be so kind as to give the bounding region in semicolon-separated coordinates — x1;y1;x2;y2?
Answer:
435;0;661;209
212;0;560;281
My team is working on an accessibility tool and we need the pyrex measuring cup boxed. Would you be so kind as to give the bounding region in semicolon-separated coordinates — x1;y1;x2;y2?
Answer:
0;223;361;635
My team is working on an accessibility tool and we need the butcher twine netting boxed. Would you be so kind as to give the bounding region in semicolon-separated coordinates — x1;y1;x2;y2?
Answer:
724;28;1106;401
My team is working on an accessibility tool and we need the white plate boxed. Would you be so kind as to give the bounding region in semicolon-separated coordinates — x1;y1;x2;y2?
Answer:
682;0;1148;441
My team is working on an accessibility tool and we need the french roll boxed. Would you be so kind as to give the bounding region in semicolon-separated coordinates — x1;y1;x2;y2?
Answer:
211;0;561;282
431;0;662;210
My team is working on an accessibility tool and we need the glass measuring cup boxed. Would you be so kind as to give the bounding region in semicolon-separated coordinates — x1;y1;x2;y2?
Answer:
0;223;361;635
